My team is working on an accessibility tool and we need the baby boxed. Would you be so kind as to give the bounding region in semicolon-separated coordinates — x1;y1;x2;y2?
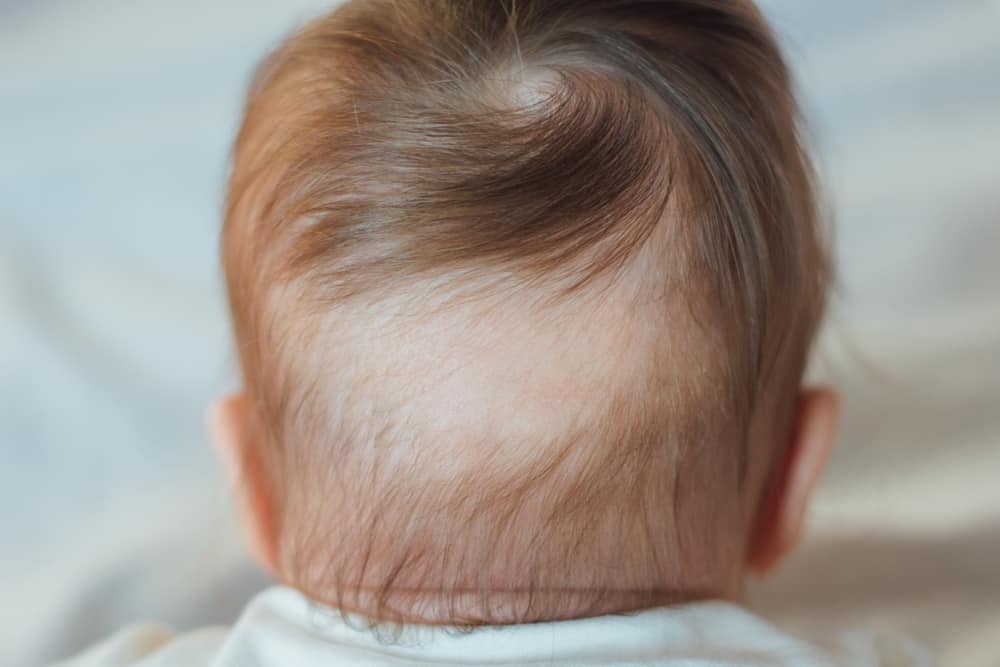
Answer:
55;0;929;665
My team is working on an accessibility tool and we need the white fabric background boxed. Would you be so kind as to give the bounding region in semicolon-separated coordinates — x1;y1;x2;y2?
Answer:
1;1;998;665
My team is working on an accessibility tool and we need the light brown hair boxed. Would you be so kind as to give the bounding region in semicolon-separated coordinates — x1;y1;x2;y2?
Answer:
223;0;829;625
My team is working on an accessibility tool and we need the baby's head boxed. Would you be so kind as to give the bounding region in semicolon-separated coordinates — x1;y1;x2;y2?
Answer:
214;0;837;626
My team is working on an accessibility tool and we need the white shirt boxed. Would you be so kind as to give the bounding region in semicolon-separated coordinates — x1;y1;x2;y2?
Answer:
51;586;933;666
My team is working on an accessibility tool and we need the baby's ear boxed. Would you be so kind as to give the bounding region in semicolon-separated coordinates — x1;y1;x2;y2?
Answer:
746;387;839;574
208;394;280;577
209;395;246;486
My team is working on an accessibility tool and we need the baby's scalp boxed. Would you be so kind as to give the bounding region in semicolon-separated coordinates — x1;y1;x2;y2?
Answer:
222;0;829;625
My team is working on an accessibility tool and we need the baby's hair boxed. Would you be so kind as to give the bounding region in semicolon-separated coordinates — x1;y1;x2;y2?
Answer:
223;0;829;625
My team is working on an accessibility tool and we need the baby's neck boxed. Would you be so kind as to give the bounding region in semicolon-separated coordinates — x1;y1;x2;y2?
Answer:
274;463;749;625
300;583;738;626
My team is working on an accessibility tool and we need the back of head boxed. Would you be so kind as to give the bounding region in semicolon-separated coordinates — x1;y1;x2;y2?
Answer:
223;0;829;625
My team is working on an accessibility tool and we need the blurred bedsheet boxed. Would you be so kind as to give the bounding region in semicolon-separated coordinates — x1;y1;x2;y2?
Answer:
2;1;998;665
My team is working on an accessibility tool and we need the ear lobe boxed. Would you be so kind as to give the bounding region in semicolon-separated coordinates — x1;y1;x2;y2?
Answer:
208;394;280;577
747;387;839;575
